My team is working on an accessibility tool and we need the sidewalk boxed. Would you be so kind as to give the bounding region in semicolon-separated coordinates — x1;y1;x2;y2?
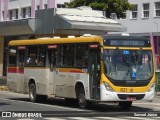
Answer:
155;91;160;98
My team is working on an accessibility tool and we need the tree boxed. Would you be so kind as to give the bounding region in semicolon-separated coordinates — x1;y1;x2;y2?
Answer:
65;0;133;19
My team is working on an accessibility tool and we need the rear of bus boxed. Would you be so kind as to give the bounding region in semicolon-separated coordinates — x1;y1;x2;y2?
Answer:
100;36;155;109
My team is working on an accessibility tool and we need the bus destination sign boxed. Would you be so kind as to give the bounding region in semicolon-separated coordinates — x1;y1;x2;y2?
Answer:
110;40;145;46
104;39;151;47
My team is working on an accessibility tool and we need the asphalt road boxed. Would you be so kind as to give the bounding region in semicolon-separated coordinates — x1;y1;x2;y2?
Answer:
0;91;160;120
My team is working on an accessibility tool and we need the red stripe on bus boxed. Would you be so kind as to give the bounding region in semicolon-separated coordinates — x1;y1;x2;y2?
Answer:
69;70;83;73
8;67;24;74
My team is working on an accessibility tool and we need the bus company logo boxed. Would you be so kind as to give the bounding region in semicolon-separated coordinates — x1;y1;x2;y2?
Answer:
130;88;133;92
2;112;11;117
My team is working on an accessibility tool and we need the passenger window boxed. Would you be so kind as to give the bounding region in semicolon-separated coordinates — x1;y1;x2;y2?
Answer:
37;46;46;66
62;45;75;67
8;47;17;66
75;44;88;67
26;45;46;66
48;49;57;67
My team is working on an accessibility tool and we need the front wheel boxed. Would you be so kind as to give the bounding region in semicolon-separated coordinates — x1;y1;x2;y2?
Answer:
78;92;87;108
119;101;132;109
78;89;91;109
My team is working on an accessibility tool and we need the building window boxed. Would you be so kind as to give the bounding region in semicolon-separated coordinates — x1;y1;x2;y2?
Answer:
15;9;18;19
2;11;4;20
143;3;149;18
37;5;40;10
9;0;17;1
28;7;31;17
22;8;26;18
120;10;126;19
9;10;12;20
57;4;65;8
155;2;160;17
131;4;138;19
44;4;47;9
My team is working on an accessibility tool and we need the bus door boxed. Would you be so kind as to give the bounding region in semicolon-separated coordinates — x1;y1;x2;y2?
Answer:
48;45;57;95
89;44;100;100
17;46;26;93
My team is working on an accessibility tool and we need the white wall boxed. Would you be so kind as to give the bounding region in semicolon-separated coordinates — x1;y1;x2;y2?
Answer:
5;0;71;10
117;0;160;35
1;0;72;21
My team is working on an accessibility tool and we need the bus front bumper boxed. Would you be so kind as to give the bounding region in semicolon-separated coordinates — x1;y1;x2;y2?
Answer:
100;85;155;102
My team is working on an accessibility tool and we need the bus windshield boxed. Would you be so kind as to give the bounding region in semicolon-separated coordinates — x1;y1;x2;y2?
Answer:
104;49;154;80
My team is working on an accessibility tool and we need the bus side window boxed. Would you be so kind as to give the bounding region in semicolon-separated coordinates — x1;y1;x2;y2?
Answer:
26;46;38;66
26;54;38;65
38;45;46;66
8;47;17;66
62;45;75;67
48;49;57;68
75;44;88;67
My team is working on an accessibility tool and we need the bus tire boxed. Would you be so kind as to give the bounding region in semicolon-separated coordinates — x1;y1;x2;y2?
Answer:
119;101;132;109
78;89;90;109
29;83;38;102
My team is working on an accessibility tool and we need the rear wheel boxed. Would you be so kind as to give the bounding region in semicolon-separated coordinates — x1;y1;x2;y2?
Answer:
29;83;47;103
119;101;132;109
29;83;37;102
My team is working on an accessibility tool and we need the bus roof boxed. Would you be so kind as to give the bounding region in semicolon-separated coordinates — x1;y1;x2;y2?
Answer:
9;36;102;46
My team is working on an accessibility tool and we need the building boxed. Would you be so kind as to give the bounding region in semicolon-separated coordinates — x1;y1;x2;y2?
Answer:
114;0;160;71
0;0;125;76
116;0;160;54
0;0;73;76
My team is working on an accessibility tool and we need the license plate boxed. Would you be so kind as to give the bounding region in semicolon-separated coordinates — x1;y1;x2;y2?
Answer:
127;97;136;101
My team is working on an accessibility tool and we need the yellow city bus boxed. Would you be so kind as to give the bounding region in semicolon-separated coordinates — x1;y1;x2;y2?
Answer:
7;35;155;109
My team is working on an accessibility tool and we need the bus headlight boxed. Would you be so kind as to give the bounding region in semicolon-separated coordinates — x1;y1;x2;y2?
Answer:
103;82;114;92
147;83;155;92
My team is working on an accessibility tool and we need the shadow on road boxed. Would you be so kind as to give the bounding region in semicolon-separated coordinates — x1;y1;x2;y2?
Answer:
0;102;10;106
9;97;153;112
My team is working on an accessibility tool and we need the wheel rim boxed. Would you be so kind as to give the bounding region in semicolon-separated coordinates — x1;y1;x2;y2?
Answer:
78;93;86;108
30;85;35;101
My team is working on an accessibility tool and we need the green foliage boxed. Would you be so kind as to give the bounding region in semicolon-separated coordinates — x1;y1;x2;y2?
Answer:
65;0;133;19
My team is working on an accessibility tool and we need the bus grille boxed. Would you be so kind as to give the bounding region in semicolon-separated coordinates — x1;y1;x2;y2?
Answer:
117;94;145;100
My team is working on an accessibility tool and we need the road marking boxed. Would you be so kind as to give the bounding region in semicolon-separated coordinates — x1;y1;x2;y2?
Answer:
44;117;160;120
133;103;160;105
154;107;160;110
95;117;128;120
126;117;159;120
68;117;94;120
16;118;35;120
0;98;86;112
43;118;64;120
